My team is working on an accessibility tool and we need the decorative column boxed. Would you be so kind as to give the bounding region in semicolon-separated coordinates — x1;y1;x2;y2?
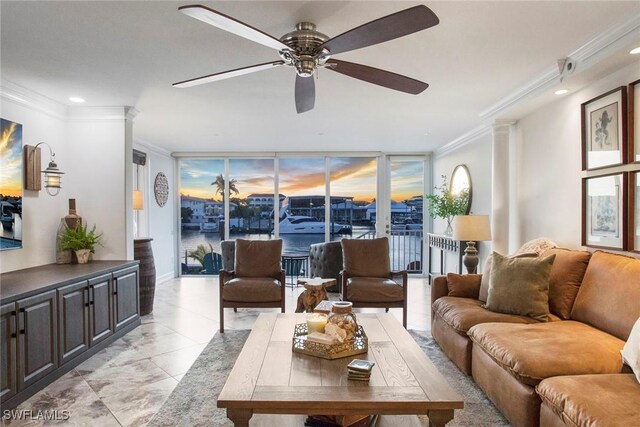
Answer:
491;120;517;254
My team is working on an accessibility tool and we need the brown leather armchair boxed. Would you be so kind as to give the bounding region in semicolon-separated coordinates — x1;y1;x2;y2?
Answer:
219;239;285;333
340;237;408;327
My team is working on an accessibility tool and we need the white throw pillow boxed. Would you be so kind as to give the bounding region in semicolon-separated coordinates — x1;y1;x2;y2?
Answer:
515;237;558;256
622;316;640;383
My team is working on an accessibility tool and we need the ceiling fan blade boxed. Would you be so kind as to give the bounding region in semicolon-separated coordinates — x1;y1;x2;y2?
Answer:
179;4;291;51
295;75;315;114
320;5;439;55
173;61;284;88
326;60;428;94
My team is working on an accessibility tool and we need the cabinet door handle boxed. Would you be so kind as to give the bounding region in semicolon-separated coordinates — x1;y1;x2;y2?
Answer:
10;332;17;338
90;301;94;305
85;302;90;307
19;308;25;313
19;329;25;335
113;291;118;295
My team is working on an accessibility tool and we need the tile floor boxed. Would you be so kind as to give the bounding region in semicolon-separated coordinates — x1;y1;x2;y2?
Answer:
3;276;431;426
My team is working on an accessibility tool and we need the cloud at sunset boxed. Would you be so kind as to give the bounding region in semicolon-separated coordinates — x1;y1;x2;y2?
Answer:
179;157;422;203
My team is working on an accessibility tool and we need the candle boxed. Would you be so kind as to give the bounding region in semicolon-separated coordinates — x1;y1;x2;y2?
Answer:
307;313;328;334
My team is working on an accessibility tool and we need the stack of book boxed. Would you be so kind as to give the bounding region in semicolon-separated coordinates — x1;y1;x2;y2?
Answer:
347;359;375;382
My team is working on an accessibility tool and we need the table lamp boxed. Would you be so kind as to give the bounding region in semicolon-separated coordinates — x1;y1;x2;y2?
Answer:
452;215;491;274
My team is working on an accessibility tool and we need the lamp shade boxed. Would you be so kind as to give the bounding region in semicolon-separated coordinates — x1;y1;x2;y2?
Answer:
452;215;491;241
133;190;144;210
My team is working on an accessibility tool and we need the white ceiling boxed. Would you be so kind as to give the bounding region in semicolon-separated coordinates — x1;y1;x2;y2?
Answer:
2;1;639;153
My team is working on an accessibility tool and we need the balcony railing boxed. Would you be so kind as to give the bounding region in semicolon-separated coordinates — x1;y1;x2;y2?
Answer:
356;229;423;273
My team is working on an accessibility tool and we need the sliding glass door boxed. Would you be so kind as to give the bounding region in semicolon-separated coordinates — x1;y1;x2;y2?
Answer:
383;156;428;272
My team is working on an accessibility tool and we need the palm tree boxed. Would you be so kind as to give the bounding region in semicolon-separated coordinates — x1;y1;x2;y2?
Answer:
211;174;239;201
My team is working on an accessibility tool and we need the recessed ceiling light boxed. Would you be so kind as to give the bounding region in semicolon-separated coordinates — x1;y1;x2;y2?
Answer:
69;96;85;103
554;89;569;95
630;47;640;55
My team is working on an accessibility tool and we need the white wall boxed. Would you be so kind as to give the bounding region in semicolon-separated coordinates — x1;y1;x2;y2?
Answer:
515;62;640;249
134;142;177;283
65;109;128;260
432;132;493;271
0;98;68;271
1;84;133;272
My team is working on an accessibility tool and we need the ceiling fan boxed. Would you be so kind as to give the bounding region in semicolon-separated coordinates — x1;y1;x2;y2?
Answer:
173;4;439;113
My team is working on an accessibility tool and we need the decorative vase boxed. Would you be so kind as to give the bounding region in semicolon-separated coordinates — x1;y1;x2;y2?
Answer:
444;217;454;236
75;249;91;264
55;219;72;264
65;198;82;229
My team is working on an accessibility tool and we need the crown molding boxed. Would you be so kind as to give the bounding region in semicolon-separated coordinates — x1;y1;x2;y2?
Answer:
493;119;518;134
1;80;68;120
125;107;139;122
67;106;129;122
134;138;172;157
435;125;491;159
479;12;640;121
1;79;133;123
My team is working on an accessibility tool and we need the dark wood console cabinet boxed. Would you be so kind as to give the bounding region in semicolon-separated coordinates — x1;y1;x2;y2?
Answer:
0;261;140;410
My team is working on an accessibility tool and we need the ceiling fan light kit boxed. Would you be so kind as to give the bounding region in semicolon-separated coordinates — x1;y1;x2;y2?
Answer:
174;4;439;113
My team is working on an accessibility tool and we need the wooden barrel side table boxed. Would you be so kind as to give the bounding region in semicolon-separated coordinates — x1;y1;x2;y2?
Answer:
134;238;156;315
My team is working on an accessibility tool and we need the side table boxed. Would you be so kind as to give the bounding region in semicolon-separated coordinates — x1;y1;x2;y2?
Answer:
295;278;336;313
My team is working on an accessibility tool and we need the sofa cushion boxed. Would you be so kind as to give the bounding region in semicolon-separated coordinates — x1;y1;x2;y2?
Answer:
479;252;537;302
622;317;640;383
536;374;640;427
346;277;403;303
234;239;283;278
222;278;282;302
432;297;540;335
468;321;625;386
485;252;555;322
342;237;390;278
542;248;591;320
446;273;481;299
571;251;640;340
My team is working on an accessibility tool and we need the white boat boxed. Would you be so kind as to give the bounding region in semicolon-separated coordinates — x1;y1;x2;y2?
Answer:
277;211;349;234
1;202;14;231
200;219;220;233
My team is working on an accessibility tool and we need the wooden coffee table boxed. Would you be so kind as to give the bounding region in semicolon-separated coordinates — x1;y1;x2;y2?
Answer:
217;313;463;426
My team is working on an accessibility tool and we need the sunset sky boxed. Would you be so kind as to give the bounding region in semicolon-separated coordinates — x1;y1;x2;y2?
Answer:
0;119;23;197
180;157;423;202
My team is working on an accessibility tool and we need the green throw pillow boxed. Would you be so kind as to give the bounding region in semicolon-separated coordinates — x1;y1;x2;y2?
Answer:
485;252;556;322
479;252;538;302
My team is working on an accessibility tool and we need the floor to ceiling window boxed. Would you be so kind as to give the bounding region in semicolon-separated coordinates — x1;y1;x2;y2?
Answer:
178;154;427;275
228;159;275;242
389;158;425;272
330;157;377;241
279;157;326;255
179;159;225;274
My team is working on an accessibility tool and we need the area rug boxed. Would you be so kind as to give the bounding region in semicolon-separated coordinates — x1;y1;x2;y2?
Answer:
148;330;509;427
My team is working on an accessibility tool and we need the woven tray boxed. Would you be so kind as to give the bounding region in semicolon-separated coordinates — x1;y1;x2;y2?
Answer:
292;323;368;360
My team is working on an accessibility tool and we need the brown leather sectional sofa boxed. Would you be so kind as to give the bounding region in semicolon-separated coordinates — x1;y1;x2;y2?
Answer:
431;249;640;427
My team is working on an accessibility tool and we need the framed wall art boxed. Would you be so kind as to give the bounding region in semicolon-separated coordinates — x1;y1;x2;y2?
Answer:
582;172;627;250
0;118;23;250
629;79;640;163
581;86;627;171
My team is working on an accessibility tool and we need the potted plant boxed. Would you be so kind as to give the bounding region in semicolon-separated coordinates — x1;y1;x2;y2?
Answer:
60;223;103;264
425;175;470;236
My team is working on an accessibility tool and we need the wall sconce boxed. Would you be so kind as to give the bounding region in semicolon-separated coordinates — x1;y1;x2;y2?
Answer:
24;142;64;196
133;190;144;210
